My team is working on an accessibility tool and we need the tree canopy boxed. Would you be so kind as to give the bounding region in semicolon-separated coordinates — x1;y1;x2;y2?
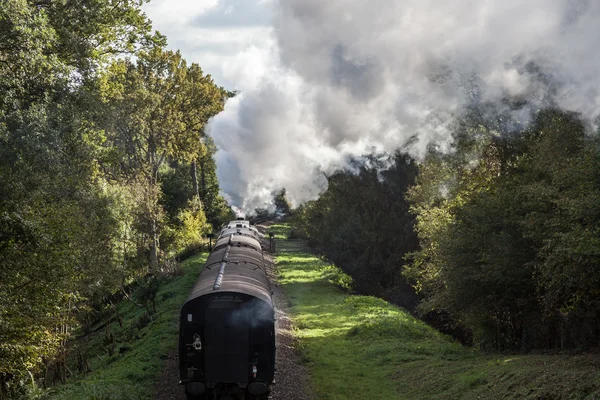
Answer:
406;108;600;350
0;1;233;396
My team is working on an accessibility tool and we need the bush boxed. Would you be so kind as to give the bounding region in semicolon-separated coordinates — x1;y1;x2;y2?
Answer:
323;265;354;293
134;276;163;314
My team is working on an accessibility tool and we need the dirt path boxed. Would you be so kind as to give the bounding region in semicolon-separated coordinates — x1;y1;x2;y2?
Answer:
153;223;312;400
154;349;186;400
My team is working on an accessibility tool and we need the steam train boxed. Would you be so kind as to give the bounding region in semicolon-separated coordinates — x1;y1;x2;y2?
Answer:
179;219;275;400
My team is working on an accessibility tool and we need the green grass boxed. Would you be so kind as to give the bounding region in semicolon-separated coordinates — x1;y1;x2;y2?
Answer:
47;253;207;400
276;229;600;399
267;223;291;239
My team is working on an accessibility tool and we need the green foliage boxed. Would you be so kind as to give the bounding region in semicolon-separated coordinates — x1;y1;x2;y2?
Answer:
133;275;163;314
95;47;229;266
96;47;228;176
162;197;211;256
294;152;419;306
47;254;208;400
0;0;232;395
176;198;211;247
159;162;195;222
407;108;600;350
195;137;235;228
322;265;354;293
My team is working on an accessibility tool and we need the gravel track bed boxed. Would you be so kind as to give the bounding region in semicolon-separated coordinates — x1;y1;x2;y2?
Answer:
262;249;313;400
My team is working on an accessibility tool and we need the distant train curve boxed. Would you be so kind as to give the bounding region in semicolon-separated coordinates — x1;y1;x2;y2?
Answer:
179;219;275;400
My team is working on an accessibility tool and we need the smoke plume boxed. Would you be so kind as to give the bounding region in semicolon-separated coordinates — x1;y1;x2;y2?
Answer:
209;0;600;212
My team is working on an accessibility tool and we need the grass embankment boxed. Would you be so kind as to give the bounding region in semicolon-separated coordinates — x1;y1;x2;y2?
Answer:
274;224;600;399
48;253;207;400
268;223;292;239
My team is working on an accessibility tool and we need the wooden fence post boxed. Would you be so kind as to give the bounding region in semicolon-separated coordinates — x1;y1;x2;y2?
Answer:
269;232;275;253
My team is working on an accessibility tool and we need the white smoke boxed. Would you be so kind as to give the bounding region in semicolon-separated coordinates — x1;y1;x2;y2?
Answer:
209;0;600;212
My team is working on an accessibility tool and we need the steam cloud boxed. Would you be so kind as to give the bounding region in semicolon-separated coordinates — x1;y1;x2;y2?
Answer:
209;0;600;213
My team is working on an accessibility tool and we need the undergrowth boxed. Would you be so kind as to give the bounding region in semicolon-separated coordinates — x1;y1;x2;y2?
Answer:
46;253;207;400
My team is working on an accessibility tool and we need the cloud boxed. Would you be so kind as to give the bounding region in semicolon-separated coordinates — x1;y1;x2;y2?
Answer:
192;0;271;28
143;0;273;88
143;0;219;24
208;0;600;212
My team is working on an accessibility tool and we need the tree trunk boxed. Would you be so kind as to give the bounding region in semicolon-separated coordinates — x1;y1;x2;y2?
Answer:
190;159;200;201
150;217;159;268
199;155;207;203
0;373;7;399
149;165;160;269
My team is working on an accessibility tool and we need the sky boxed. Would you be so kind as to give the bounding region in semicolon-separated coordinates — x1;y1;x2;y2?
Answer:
143;0;274;90
144;0;600;214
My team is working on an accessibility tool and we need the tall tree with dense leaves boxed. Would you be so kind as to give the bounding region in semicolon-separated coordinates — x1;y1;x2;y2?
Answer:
295;152;419;306
96;47;229;266
405;105;537;349
406;107;600;350
273;188;292;215
0;0;157;395
518;110;600;348
196;137;236;228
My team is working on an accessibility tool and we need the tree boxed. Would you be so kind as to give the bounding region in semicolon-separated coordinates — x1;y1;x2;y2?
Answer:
294;152;419;306
273;188;292;215
405;105;535;349
518;110;600;348
0;1;235;395
196;137;235;228
95;47;229;266
0;0;157;393
406;107;600;350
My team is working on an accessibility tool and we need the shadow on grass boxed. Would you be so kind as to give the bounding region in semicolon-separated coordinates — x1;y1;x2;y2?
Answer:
276;257;320;267
277;241;600;400
275;245;472;399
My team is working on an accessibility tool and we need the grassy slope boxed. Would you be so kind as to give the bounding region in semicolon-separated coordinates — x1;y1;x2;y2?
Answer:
271;223;600;400
47;253;207;400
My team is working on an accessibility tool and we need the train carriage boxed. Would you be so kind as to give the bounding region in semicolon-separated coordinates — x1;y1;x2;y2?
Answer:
179;221;275;400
